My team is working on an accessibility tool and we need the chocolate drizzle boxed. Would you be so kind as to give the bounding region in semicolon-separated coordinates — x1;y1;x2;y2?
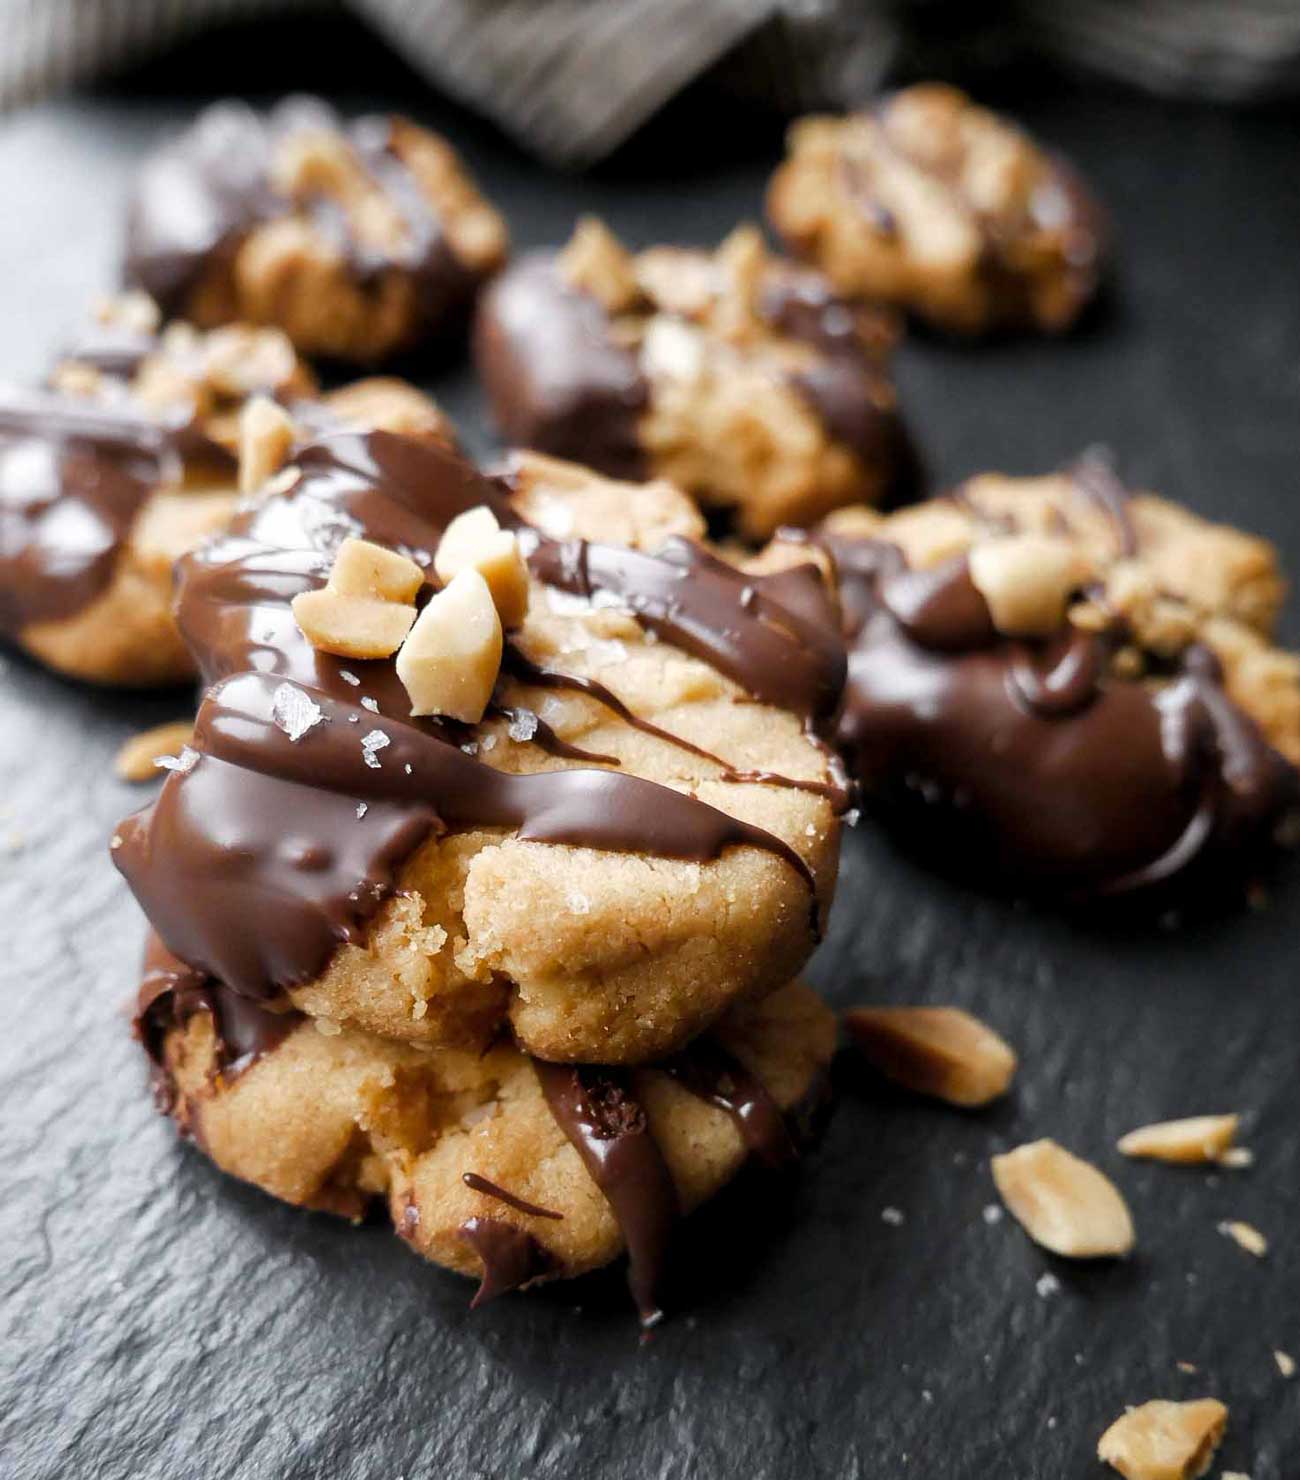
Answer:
830;530;1300;896
660;1040;796;1169
125;98;478;343
457;1219;554;1308
473;254;649;479
462;1173;563;1220
533;1061;679;1326
114;430;838;1006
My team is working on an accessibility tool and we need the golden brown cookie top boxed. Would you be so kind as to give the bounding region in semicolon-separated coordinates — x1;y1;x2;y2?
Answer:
113;437;847;1062
768;83;1106;334
822;456;1300;897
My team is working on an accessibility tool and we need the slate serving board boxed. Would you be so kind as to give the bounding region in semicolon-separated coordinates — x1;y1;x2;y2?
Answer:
2;17;1298;1479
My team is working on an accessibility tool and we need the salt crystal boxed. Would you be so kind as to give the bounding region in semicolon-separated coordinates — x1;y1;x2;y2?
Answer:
356;802;368;819
479;734;497;751
881;1207;904;1227
404;763;413;775
845;808;862;827
461;742;479;756
272;682;325;742
982;1203;1004;1225
339;670;360;686
361;729;390;768
360;696;379;713
508;710;539;743
348;715;359;724
154;746;200;774
1035;1272;1061;1299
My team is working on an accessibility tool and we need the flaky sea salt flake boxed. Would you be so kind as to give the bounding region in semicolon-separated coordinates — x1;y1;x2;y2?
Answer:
271;682;325;742
361;729;390;768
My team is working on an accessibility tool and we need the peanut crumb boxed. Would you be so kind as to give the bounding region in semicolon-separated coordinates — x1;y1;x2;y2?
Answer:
1117;1114;1240;1166
1097;1398;1227;1480
114;720;195;783
1273;1350;1295;1378
1217;1220;1268;1258
992;1139;1135;1258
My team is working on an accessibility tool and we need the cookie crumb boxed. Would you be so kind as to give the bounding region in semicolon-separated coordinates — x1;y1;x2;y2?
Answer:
1035;1272;1061;1299
114;720;196;782
1219;1147;1254;1170
843;1004;1017;1107
992;1140;1135;1258
1097;1398;1227;1480
880;1206;905;1227
1217;1220;1268;1258
1274;1349;1295;1377
1118;1115;1239;1165
982;1203;1004;1225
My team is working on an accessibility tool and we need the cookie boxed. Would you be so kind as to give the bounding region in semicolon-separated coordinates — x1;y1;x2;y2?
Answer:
820;454;1300;896
126;97;508;364
475;220;914;541
140;944;835;1324
0;294;455;685
767;84;1106;335
113;437;846;1064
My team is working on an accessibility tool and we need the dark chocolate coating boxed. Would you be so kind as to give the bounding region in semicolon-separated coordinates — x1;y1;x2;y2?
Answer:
829;530;1298;896
473;254;649;479
125;98;481;353
457;1219;554;1308
113;431;838;1008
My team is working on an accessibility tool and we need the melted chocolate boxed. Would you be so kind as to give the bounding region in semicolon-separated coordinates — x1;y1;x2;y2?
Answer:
0;389;178;632
115;430;836;1004
832;536;1299;896
533;1061;678;1326
125;98;478;346
660;1039;796;1169
474;254;649;479
457;1218;553;1307
462;1172;563;1220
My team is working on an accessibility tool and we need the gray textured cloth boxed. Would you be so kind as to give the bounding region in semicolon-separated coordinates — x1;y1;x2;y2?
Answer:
3;0;1299;165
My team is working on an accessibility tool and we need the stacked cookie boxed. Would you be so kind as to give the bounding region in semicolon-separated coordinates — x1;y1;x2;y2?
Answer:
113;427;845;1321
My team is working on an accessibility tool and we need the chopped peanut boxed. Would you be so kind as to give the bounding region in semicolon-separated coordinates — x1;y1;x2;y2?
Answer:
992;1139;1135;1258
291;589;416;660
968;533;1088;637
1117;1114;1239;1165
1217;1220;1268;1258
557;217;641;314
396;568;502;721
114;720;195;783
434;506;529;628
844;1005;1016;1107
238;396;297;496
328;537;424;604
1097;1398;1227;1480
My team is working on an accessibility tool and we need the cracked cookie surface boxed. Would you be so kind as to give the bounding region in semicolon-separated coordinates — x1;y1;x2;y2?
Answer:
768;84;1106;336
475;220;913;540
126;97;508;364
114;440;845;1063
821;457;1300;896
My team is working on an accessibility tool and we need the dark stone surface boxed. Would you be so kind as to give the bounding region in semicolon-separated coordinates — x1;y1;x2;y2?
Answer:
2;17;1299;1479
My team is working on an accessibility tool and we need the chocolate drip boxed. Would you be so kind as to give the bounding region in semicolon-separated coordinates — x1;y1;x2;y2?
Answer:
474;254;648;479
660;1040;796;1169
457;1218;553;1307
833;538;1299;895
462;1172;563;1220
534;1061;678;1326
0;388;178;631
125;99;475;336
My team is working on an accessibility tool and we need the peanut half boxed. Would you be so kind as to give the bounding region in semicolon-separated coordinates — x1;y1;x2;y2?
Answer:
434;505;529;629
844;1005;1016;1107
291;537;422;659
968;532;1088;637
1097;1398;1227;1480
991;1139;1135;1258
238;395;297;496
396;568;502;722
